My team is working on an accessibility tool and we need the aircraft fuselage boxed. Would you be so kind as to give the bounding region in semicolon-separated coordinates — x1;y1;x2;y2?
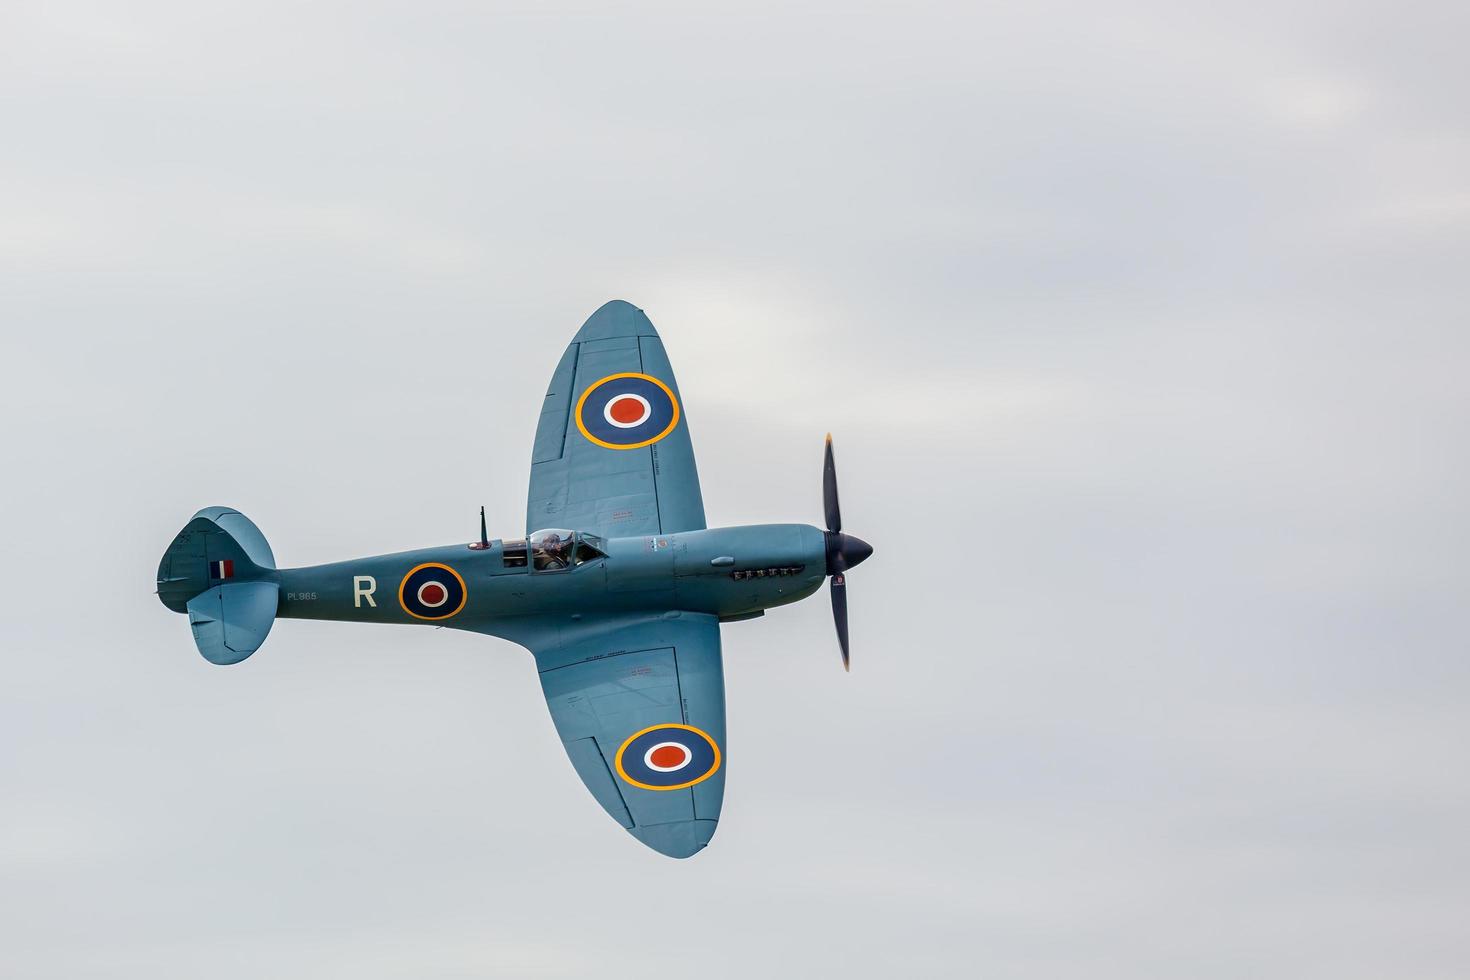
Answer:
274;523;829;644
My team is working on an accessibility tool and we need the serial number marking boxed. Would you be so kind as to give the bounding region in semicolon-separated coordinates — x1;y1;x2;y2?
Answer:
287;592;319;601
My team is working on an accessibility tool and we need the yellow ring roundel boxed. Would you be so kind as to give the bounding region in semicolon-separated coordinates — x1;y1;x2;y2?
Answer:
397;562;468;621
574;373;681;451
614;723;722;791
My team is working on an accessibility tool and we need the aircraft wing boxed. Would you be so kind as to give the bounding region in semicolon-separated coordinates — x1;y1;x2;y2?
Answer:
526;300;706;539
530;612;726;858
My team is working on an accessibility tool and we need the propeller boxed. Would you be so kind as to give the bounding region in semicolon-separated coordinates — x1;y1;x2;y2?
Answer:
822;434;872;671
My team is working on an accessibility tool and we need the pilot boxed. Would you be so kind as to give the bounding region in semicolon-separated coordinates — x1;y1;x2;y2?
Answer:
535;533;571;569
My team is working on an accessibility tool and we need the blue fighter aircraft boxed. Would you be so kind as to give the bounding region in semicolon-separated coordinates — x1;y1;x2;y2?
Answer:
157;300;873;858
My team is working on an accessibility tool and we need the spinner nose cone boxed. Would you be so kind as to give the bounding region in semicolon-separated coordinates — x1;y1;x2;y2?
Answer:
825;532;874;574
842;534;873;569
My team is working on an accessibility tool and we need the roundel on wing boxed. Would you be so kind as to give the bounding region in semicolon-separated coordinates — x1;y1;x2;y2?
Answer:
398;562;467;620
614;723;721;791
575;373;680;450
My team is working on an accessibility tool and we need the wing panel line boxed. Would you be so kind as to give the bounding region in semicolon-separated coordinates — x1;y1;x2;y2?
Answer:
640;335;665;534
588;736;634;827
556;342;580;465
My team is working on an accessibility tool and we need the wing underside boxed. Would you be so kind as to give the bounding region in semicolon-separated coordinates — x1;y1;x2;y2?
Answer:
526;300;705;539
531;613;726;858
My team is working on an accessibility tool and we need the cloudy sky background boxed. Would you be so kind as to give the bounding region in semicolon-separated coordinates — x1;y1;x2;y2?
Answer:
3;1;1467;976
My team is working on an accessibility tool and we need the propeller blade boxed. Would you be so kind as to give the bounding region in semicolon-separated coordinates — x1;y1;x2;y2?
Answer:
823;433;842;533
830;573;850;671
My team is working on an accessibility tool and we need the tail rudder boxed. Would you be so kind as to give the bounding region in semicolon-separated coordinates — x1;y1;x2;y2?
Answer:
157;507;278;665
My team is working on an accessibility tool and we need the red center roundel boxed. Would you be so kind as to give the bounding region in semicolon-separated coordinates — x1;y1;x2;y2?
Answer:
608;396;646;424
576;374;681;450
399;562;467;621
616;724;721;790
649;744;688;769
643;741;693;772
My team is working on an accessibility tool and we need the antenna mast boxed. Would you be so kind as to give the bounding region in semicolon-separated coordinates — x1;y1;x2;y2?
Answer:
469;505;491;550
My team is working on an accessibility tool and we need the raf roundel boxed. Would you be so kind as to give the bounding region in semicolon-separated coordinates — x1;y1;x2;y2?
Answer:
398;562;467;621
614;723;721;791
575;373;680;450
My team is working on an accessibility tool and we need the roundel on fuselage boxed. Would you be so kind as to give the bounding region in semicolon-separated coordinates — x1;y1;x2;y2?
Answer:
398;562;467;620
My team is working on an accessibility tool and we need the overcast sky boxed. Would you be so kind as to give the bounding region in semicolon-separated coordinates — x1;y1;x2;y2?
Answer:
2;1;1468;977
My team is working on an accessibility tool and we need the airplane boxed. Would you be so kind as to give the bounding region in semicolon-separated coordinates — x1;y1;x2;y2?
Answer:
156;300;873;858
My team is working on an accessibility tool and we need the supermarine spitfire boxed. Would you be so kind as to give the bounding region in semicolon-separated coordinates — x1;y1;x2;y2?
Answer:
156;300;873;858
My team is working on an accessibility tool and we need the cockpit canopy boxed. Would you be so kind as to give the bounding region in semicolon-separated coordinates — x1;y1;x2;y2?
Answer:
509;529;607;571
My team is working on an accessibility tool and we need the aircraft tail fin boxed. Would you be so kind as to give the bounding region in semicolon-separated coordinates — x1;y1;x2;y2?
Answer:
157;507;279;665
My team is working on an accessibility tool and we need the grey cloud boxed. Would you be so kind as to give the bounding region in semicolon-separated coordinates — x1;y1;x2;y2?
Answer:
2;1;1467;977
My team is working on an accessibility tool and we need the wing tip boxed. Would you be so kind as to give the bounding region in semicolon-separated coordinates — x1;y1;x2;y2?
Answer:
574;299;659;343
629;819;719;859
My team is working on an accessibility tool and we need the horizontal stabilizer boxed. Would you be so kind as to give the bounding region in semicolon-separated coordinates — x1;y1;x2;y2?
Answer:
159;506;280;664
186;581;279;665
158;507;275;613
